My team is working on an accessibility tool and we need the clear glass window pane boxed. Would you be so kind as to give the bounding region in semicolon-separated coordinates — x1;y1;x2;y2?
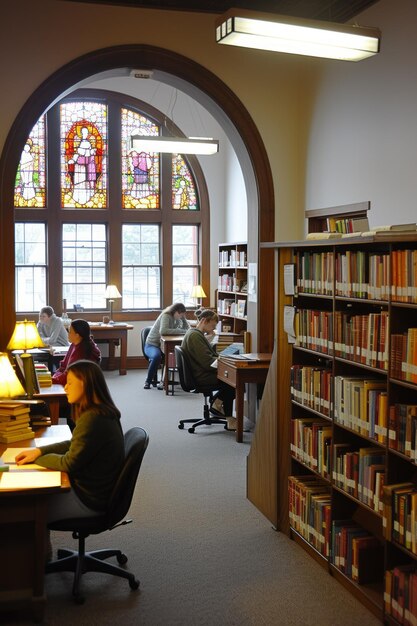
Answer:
173;267;198;306
14;223;47;312
62;223;107;309
172;225;198;264
122;224;160;309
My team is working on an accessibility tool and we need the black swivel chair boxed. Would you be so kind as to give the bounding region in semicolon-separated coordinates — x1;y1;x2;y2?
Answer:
46;427;149;603
175;345;228;433
141;325;163;387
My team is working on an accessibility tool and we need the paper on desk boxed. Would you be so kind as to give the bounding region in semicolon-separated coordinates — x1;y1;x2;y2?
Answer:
7;463;48;471
1;447;31;463
0;470;61;489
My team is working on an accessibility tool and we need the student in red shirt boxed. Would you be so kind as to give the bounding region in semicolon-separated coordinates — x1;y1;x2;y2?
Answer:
52;319;101;386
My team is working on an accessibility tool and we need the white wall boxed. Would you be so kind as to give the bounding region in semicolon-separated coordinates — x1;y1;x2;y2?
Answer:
305;0;417;229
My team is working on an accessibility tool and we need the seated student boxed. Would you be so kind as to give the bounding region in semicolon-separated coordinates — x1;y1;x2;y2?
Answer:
52;319;101;386
15;360;125;562
181;309;236;430
143;302;190;390
37;306;69;347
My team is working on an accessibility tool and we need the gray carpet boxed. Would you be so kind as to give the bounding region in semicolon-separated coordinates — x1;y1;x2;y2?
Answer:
7;370;381;625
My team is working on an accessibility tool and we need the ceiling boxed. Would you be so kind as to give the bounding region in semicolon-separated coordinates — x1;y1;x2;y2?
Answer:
63;0;381;23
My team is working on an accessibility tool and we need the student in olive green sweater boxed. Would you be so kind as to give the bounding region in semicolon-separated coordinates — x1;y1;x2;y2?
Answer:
181;309;235;426
15;360;124;521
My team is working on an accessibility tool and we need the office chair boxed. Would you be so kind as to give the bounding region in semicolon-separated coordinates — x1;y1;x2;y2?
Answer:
141;325;163;387
175;345;228;433
46;427;149;603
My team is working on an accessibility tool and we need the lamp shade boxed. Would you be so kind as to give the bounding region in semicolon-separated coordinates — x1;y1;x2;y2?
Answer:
105;285;122;299
131;135;219;156
0;353;26;398
7;320;44;350
190;285;207;299
216;9;381;62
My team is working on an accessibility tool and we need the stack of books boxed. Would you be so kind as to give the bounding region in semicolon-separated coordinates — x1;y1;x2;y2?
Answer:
35;362;52;387
0;403;35;443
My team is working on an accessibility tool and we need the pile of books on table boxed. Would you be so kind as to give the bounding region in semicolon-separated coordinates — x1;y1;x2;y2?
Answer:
0;403;34;443
35;362;52;387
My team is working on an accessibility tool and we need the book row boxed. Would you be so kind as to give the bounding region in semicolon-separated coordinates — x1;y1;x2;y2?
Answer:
385;565;417;624
334;375;387;443
295;248;417;302
217;298;247;318
391;329;417;383
219;249;246;268
389;403;417;461
382;482;417;554
217;274;247;293
333;444;385;512
331;519;383;584
294;308;389;370
290;365;332;417
288;475;331;558
290;418;331;478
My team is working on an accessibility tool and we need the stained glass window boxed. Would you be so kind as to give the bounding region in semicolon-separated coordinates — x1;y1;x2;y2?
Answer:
121;108;160;209
14;91;206;313
14;116;46;208
172;154;198;210
60;102;107;208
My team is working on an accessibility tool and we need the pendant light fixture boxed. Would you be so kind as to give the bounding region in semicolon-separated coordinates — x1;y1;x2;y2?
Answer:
131;135;219;156
215;9;381;62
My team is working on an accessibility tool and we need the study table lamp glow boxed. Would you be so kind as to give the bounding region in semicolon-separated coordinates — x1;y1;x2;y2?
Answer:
105;285;122;324
215;9;381;62
7;320;45;398
0;353;26;398
190;284;207;307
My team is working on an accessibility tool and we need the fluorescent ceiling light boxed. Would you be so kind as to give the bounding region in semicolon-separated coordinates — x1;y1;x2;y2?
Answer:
215;10;381;62
131;135;219;155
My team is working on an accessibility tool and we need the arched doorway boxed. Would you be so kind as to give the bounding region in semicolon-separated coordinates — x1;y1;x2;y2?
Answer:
0;45;274;350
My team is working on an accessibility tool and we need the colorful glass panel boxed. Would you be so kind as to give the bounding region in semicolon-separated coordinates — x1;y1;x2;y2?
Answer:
60;102;107;208
14;116;46;208
121;108;160;209
172;154;198;210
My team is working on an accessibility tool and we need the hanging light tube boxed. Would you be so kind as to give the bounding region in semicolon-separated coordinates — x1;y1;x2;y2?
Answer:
131;135;219;155
215;9;381;62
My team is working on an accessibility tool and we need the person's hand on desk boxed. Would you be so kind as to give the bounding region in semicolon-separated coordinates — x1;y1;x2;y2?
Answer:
15;448;42;465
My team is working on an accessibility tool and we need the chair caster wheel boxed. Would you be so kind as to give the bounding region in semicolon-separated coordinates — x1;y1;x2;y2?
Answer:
130;578;140;590
178;423;184;429
117;553;128;565
188;427;195;433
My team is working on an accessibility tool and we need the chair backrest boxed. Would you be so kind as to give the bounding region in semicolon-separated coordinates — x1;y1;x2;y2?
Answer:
175;344;208;395
107;427;149;529
141;326;152;361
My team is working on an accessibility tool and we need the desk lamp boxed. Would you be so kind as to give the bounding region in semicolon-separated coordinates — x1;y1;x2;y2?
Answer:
0;352;26;398
105;285;122;324
190;284;206;308
7;320;44;398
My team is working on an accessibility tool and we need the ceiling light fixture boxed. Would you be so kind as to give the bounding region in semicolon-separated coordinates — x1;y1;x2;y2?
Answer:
215;9;381;62
131;135;219;156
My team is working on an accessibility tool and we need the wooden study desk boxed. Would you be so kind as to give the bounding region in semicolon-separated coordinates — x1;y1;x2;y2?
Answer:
35;384;68;425
160;335;184;395
217;354;272;443
89;323;133;375
0;425;71;622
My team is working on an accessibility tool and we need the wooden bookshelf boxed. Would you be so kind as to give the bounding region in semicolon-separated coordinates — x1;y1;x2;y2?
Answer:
217;242;247;335
306;201;370;234
248;234;417;622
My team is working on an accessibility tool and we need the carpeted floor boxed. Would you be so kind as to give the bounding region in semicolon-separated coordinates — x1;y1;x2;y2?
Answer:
4;369;381;625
